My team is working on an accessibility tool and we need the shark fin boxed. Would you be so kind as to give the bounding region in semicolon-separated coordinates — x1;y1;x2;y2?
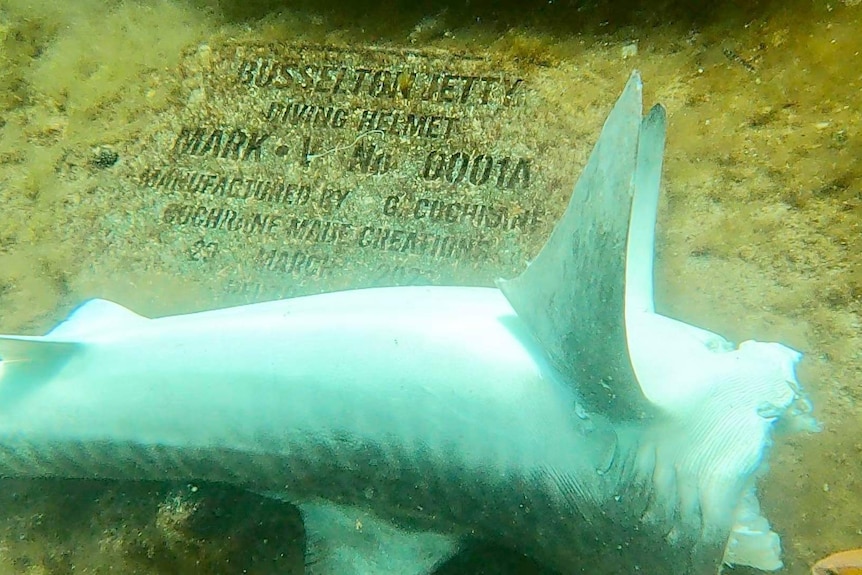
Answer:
0;300;142;389
0;337;79;404
625;103;666;317
498;71;658;421
47;298;147;338
298;500;458;575
0;336;78;364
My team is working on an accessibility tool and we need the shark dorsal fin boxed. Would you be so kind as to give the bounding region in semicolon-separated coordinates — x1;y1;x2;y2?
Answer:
497;71;666;421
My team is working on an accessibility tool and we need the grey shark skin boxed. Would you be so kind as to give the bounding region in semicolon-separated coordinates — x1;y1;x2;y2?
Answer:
0;72;818;575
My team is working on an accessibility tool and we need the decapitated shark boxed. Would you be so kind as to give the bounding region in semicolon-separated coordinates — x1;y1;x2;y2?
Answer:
0;72;819;574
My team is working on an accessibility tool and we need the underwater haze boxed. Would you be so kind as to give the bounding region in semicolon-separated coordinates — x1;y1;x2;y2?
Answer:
0;0;860;574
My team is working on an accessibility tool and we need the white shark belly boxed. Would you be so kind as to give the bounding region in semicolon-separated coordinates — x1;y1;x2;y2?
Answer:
0;286;621;573
2;287;583;461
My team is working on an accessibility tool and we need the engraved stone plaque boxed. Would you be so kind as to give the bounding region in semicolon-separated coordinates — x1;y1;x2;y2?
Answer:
96;42;584;301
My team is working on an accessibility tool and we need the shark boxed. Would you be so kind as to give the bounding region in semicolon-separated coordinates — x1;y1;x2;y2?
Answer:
0;72;818;574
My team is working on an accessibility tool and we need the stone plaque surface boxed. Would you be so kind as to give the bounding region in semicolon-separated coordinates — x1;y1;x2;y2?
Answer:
99;41;580;301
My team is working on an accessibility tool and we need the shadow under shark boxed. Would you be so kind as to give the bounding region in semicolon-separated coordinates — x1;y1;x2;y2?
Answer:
0;72;818;574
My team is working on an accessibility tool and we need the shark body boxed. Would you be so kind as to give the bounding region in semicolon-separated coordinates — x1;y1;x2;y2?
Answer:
0;73;817;574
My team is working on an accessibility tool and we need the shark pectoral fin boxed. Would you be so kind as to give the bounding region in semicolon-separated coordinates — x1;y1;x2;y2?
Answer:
497;71;656;420
47;298;148;338
0;336;80;408
298;500;459;575
0;299;144;373
0;300;145;376
0;336;78;364
0;335;79;380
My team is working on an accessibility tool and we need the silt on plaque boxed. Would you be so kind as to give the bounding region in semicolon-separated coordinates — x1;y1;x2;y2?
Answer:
96;41;581;301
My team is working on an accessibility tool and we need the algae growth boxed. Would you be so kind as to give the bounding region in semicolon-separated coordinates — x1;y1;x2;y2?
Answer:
0;0;860;573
